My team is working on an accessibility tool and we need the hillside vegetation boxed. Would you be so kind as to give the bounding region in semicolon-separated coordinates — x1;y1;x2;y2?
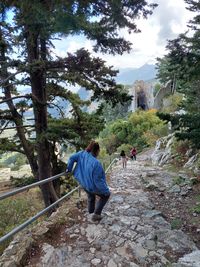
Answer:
99;109;167;156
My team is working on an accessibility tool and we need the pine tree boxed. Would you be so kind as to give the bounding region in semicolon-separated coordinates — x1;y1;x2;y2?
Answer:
0;1;157;206
156;0;200;148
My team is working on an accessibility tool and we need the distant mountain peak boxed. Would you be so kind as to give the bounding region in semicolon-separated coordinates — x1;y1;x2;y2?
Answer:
116;64;157;85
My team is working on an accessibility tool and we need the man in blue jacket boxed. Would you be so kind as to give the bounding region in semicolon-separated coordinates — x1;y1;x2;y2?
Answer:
67;141;110;221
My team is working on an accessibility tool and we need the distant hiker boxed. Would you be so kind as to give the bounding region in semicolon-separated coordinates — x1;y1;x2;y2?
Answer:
130;147;137;160
66;140;110;222
120;150;127;168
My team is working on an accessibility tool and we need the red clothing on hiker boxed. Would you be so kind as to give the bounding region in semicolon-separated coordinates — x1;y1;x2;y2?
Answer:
131;148;137;156
130;147;137;160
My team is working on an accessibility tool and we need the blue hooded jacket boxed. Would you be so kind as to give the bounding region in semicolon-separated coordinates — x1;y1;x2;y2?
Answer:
67;150;110;195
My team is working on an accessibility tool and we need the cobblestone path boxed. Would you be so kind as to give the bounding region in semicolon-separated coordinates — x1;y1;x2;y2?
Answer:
29;153;200;267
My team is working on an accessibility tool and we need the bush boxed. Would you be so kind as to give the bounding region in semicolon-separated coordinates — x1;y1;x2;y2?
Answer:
99;109;166;154
171;139;191;166
162;93;183;113
10;175;35;187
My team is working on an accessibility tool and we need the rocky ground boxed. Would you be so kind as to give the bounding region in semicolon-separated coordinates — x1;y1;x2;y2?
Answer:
22;151;200;267
148;167;200;250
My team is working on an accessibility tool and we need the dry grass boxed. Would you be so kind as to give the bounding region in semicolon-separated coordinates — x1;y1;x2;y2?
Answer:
0;188;44;255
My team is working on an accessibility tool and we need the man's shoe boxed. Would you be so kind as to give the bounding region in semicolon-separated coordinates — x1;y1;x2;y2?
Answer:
92;214;102;222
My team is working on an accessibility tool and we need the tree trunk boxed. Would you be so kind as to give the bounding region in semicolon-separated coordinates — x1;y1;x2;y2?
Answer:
26;29;58;207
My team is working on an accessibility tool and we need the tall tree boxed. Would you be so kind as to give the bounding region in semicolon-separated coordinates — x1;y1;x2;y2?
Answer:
156;0;200;147
0;1;157;206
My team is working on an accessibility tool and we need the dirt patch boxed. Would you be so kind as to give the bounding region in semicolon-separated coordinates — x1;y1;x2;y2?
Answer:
24;199;87;266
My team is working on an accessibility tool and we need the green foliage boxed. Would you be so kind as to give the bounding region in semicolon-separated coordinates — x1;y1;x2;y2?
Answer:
195;195;200;202
10;175;35;187
190;177;200;185
101;86;132;122
175;113;200;149
98;152;117;171
161;93;183;113
171;218;182;230
101;134;121;155
99;109;165;154
156;1;200;149
169;139;191;166
191;204;200;214
159;113;200;149
0;0;157;204
47;109;105;151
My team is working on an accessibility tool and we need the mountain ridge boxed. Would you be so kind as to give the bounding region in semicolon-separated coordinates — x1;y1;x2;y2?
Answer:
116;63;157;85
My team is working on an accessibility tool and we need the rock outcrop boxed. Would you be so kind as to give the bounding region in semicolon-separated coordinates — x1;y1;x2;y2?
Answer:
151;134;200;173
151;134;175;166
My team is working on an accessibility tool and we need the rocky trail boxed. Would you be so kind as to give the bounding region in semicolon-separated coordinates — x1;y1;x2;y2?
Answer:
22;151;200;267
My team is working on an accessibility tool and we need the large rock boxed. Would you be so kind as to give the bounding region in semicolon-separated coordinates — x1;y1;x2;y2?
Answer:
173;250;200;267
184;154;198;169
151;134;175;166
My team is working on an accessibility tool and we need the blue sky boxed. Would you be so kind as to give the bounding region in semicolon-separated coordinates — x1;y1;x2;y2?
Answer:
52;0;193;69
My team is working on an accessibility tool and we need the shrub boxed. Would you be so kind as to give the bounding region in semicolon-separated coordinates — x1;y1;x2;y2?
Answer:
10;175;35;187
99;109;166;154
171;218;182;229
162;93;183;113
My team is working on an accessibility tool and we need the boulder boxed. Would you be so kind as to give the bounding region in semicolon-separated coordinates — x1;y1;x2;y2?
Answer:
184;154;198;169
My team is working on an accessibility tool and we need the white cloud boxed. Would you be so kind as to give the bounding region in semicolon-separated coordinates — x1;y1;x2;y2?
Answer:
52;0;194;69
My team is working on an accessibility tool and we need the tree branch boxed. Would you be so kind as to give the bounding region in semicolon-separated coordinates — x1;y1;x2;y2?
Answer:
0;94;32;105
0;70;24;86
48;102;65;118
0;121;9;135
0;146;26;155
0;125;35;131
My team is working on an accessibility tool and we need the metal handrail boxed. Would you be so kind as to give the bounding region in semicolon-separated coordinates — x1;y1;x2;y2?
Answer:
0;172;66;201
0;186;80;244
105;158;118;173
0;157;117;244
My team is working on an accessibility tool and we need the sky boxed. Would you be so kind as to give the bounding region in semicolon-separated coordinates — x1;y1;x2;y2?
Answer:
52;0;194;70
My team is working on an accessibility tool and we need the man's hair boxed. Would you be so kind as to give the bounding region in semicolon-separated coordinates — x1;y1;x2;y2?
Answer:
86;140;100;157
